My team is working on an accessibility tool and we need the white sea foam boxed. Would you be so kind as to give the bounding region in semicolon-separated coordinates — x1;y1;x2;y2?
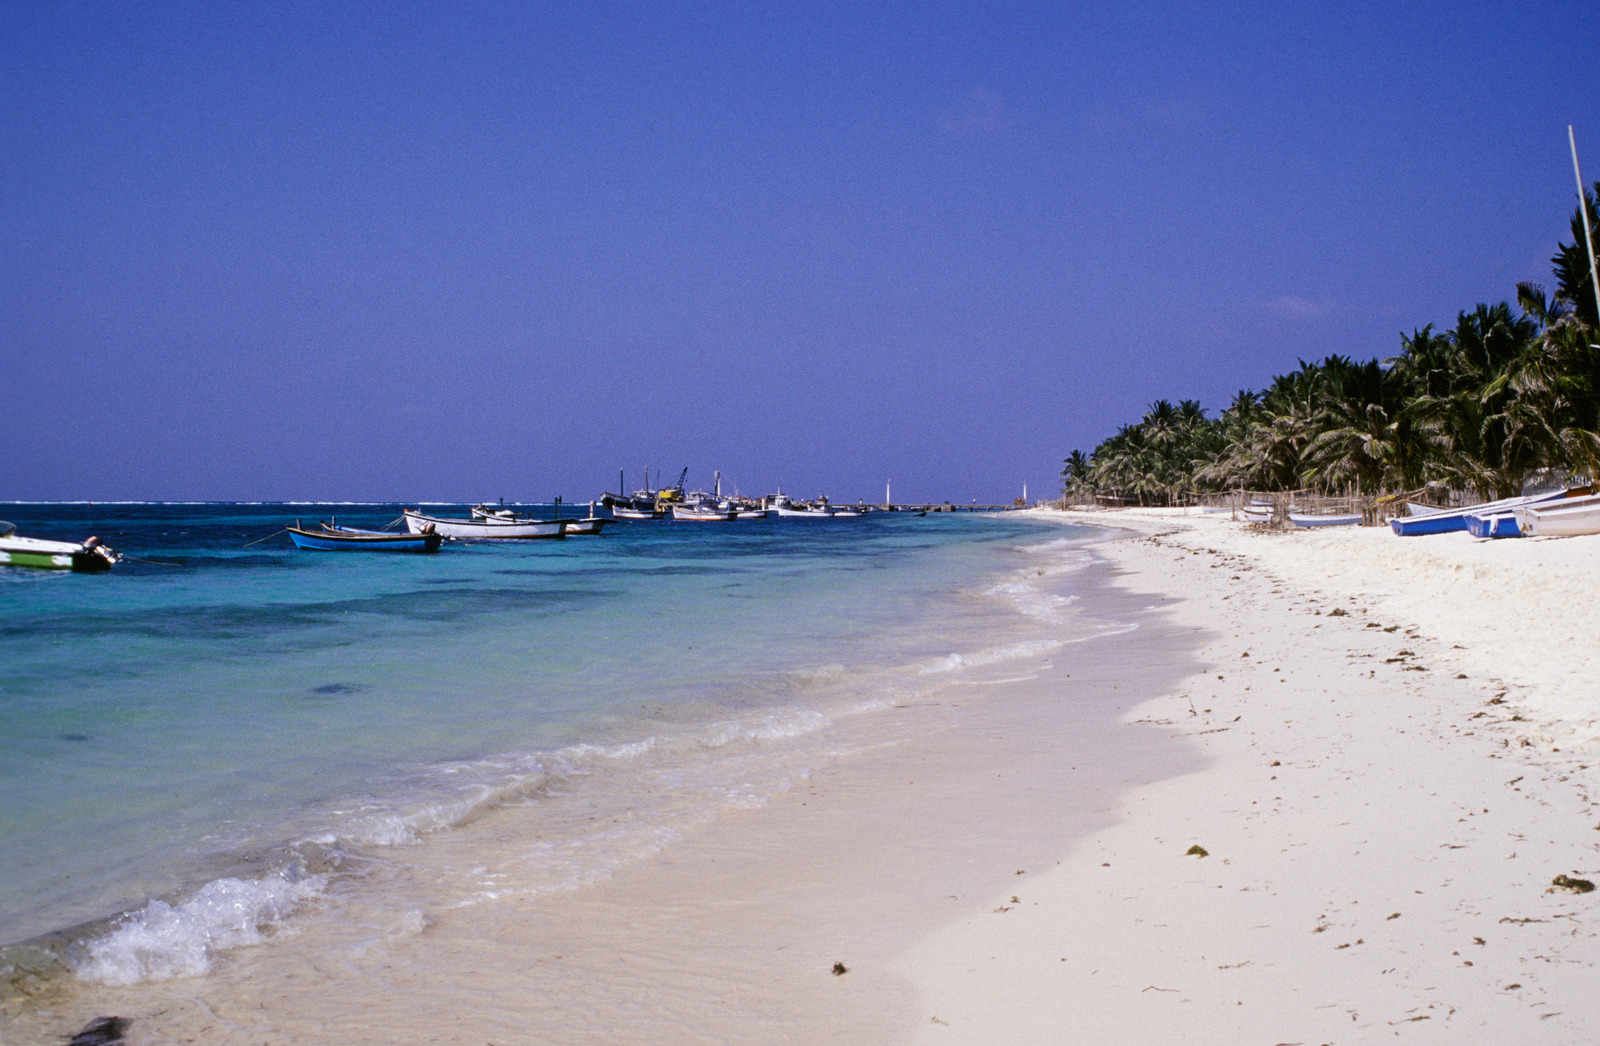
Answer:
916;639;1065;675
71;872;326;985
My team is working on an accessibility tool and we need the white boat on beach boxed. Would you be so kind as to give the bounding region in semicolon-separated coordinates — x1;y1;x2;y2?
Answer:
404;510;565;539
1512;492;1600;537
1288;512;1362;528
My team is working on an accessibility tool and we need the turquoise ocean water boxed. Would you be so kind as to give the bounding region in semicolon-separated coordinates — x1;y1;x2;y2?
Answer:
0;503;1109;990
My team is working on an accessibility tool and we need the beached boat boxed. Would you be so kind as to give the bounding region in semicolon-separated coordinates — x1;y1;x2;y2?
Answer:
289;522;442;553
1389;489;1571;536
1463;511;1522;539
0;521;120;572
1512;492;1600;537
403;510;565;540
1288;512;1362;528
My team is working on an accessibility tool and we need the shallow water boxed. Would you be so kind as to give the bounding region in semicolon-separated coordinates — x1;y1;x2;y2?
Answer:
0;503;1108;993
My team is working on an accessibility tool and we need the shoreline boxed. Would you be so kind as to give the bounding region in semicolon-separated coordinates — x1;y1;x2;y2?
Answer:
3;525;1201;1044
892;509;1600;1042
8;511;1600;1042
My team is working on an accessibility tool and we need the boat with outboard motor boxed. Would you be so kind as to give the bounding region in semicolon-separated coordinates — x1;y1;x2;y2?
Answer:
0;521;120;571
403;510;565;539
472;503;609;535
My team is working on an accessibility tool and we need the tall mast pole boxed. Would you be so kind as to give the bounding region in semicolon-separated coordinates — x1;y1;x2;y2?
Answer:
1569;126;1600;327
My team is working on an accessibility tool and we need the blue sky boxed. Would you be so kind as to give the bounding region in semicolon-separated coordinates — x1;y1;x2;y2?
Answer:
3;1;1598;503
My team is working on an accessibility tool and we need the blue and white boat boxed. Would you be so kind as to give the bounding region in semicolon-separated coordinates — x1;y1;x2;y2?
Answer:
1389;489;1571;536
288;522;442;553
1463;511;1522;539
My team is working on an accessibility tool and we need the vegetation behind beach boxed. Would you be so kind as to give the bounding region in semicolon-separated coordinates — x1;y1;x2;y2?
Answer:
1068;187;1600;504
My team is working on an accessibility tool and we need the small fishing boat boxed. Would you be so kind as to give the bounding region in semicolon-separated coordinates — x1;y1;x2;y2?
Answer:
775;502;833;517
611;504;665;520
403;510;565;539
474;503;609;535
1463;511;1522;539
0;521;120;571
288;521;442;553
1288;512;1362;528
1513;492;1600;537
1389;489;1572;536
670;502;738;522
559;515;609;535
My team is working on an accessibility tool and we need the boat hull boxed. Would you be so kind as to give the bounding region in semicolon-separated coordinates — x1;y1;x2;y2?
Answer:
1390;489;1571;536
670;505;737;521
1288;513;1361;527
559;518;608;534
1463;512;1521;539
404;511;565;539
1513;493;1600;537
0;534;118;572
289;526;442;552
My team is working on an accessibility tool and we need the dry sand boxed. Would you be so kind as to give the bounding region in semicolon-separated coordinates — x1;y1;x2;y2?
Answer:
893;509;1600;1044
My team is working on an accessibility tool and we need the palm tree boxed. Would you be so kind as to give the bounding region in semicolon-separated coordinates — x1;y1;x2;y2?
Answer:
1060;450;1093;501
1552;182;1600;330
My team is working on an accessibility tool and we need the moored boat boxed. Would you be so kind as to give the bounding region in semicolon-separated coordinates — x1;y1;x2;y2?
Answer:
670;502;738;522
474;503;610;535
403;510;565;539
775;502;833;517
611;504;665;520
0;521;120;572
289;522;442;553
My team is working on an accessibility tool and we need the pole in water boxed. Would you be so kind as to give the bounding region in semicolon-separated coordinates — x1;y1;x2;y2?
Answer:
1570;125;1600;327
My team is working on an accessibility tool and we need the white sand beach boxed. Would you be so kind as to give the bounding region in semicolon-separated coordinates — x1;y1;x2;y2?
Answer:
895;509;1600;1043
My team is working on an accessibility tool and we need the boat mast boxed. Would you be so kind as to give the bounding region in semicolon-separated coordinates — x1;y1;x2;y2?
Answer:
1570;126;1600;327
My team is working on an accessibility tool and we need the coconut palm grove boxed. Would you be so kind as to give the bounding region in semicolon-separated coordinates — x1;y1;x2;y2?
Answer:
1067;188;1600;507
